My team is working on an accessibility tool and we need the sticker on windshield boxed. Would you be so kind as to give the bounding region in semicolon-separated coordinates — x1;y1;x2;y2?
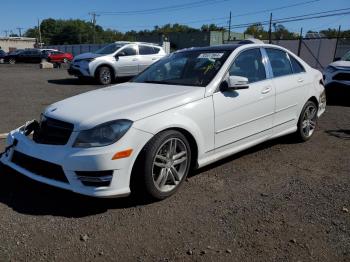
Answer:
198;53;224;59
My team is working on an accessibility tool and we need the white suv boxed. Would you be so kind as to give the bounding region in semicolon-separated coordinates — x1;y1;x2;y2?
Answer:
68;41;166;84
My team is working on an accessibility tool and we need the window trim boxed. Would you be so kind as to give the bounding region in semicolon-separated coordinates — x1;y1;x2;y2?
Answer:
264;47;306;78
117;44;138;56
288;53;306;74
215;47;270;93
139;45;158;55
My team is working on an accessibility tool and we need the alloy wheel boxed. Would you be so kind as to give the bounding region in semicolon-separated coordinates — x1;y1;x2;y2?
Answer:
101;69;111;84
302;103;317;138
152;138;189;193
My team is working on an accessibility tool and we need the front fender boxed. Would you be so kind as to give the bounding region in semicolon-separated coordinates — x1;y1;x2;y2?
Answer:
132;97;214;160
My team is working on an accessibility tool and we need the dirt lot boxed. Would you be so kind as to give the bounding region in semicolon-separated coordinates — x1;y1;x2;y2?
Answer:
0;64;349;261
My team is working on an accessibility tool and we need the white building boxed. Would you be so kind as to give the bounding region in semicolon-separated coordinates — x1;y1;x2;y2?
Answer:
0;37;36;52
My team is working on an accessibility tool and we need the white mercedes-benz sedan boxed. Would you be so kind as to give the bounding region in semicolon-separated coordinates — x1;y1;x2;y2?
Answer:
1;43;326;200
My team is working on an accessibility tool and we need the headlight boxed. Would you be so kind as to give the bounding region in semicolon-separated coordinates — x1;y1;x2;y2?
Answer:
324;66;336;74
73;119;133;148
75;58;95;63
84;58;95;62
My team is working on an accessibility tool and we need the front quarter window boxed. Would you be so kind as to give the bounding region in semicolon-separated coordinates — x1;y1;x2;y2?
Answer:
132;50;231;87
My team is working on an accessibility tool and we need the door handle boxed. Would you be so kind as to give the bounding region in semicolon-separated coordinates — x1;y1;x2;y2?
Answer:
261;87;272;94
297;78;304;83
152;57;157;60
132;58;138;61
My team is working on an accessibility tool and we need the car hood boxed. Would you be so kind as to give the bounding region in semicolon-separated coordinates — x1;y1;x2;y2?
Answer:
329;60;350;69
73;52;103;60
44;82;205;131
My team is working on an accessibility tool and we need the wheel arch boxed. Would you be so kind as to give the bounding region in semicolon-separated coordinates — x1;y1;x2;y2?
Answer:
163;127;199;170
308;96;319;108
129;126;200;193
94;63;116;79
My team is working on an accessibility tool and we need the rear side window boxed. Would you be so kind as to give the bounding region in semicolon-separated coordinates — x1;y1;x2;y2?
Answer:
139;45;157;55
266;48;293;77
120;46;137;56
290;55;305;73
153;47;161;54
229;48;266;83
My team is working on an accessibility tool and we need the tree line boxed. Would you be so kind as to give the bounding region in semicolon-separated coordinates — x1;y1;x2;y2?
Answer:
24;18;349;45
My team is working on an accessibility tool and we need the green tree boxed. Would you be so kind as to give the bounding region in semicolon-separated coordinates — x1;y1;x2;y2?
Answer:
244;23;268;39
201;24;225;32
273;24;295;40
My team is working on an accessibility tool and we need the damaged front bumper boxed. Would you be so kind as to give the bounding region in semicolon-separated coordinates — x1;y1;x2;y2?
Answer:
0;123;152;198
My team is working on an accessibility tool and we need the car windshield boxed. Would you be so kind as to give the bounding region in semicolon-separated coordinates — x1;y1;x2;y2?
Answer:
132;50;231;87
342;51;350;61
94;43;126;55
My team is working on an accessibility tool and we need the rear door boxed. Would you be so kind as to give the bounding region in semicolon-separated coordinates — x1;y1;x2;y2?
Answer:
264;48;307;131
138;45;162;72
114;45;139;76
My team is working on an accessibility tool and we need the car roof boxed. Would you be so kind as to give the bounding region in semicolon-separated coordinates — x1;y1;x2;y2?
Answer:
178;44;243;53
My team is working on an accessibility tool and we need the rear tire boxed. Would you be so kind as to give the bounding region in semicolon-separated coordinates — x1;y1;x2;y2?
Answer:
9;58;16;64
96;66;113;85
295;100;318;142
131;130;192;200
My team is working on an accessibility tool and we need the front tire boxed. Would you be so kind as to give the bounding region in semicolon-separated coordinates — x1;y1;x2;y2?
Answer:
9;58;16;64
96;66;113;85
296;100;318;141
132;130;192;200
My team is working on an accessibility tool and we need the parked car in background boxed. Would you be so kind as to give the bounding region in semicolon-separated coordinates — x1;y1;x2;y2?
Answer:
68;41;166;84
324;50;350;87
47;51;73;63
5;49;47;64
0;50;6;63
1;43;326;200
7;49;24;56
39;48;58;53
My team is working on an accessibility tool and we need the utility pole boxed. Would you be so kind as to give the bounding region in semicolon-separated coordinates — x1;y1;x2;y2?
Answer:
333;25;341;61
17;27;24;37
268;12;272;44
38;19;42;47
297;27;303;57
228;11;231;42
89;12;100;44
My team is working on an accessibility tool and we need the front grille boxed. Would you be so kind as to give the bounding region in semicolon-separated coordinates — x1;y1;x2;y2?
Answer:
333;73;350;81
33;116;74;145
11;151;69;183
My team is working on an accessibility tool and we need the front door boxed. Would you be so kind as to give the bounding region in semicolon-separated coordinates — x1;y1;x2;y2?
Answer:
114;45;139;76
213;48;275;149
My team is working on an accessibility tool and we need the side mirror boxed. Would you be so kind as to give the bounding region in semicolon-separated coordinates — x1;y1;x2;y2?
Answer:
333;57;341;62
117;51;126;57
221;75;249;92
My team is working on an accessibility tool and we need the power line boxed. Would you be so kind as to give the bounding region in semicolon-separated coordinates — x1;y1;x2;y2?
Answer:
221;8;350;29
230;0;321;18
95;0;232;15
96;0;324;31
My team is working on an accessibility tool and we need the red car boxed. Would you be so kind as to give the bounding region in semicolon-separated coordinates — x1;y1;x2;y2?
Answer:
47;51;73;63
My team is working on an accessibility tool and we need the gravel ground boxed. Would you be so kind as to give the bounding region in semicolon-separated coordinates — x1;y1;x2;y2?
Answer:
0;64;349;261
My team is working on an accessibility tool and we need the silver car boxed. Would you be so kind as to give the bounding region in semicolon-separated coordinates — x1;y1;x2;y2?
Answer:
68;41;166;84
